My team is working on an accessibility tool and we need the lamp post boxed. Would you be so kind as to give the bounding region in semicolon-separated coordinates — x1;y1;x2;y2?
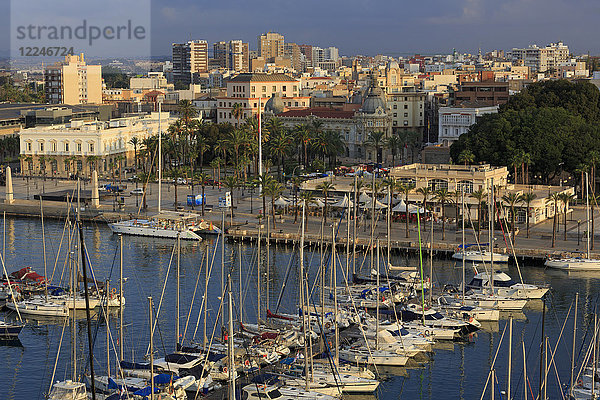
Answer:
578;220;581;246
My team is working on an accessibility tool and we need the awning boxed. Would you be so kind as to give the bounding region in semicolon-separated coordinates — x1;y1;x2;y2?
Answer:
331;195;354;208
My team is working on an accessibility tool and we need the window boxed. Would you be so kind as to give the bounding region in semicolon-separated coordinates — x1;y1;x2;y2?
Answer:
65;142;69;152
393;113;397;117
27;142;31;151
282;85;287;92
457;180;473;194
293;85;297;91
39;142;44;151
77;143;82;152
404;113;408;117
428;179;448;191
52;142;57;152
262;86;266;92
404;105;408;109
403;121;408;126
272;86;276;92
251;86;255;92
89;143;94;152
393;105;397;109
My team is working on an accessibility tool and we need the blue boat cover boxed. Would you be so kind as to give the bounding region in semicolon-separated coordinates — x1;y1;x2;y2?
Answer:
165;353;198;364
132;386;160;397
251;373;280;384
153;373;179;385
120;360;150;370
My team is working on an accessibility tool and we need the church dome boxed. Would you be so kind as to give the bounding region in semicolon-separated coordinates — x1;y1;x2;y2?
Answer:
360;83;386;114
387;60;400;70
264;93;285;115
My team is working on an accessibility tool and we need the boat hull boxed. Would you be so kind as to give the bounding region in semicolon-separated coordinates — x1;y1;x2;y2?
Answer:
109;222;202;241
544;258;600;271
452;251;509;263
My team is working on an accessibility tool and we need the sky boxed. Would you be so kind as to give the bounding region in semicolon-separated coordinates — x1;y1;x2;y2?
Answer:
1;0;599;60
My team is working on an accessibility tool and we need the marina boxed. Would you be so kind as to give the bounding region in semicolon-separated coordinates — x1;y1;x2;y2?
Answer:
0;214;598;400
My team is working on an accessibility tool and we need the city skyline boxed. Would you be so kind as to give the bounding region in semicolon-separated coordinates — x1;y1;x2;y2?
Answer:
1;0;599;60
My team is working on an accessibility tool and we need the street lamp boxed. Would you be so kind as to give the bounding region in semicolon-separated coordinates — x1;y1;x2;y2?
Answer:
578;219;581;246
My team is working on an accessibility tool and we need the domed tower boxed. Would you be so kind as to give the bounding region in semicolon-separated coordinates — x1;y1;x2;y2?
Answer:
263;93;285;115
354;77;391;164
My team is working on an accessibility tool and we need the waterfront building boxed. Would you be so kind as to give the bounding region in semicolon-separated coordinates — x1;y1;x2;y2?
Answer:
45;54;102;105
19;112;174;179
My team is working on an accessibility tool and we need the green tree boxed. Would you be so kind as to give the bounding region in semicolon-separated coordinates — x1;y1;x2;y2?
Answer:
263;179;284;229
223;175;238;221
365;131;385;164
316;181;335;223
457;149;475;166
197;172;211;216
434;189;453;240
385;135;402;166
558;192;576;241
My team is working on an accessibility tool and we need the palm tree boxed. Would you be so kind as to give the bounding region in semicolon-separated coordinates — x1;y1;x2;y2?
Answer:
501;192;522;243
547;192;561;248
178;100;197;127
223;175;238;221
519;192;537;238
210;158;223;189
470;188;487;241
232;103;244;128
457;149;475;166
434;188;453;240
258;173;274;215
129;136;140;172
416;187;433;212
399;183;414;238
522;152;532;185
294;123;312;168
198;172;211;216
558;192;576;241
316;181;335;223
290;176;303;223
263;179;283;229
299;191;316;224
385;135;402;167
365;131;386;164
170;167;184;206
268;130;292;182
86;155;100;179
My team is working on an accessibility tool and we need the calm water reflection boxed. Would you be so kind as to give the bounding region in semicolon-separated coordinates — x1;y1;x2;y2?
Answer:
0;217;596;400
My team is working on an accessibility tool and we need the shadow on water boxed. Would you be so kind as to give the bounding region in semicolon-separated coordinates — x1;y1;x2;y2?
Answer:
0;337;23;347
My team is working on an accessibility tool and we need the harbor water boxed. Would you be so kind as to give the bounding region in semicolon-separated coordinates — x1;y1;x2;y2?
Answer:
0;216;596;400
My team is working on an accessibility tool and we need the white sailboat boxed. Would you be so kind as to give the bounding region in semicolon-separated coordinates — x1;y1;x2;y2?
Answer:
545;173;600;271
452;248;510;263
466;270;549;299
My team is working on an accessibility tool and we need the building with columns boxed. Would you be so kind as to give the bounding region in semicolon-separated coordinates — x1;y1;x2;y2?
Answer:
19;112;174;178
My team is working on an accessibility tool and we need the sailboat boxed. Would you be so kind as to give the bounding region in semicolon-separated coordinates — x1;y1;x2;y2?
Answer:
451;244;510;263
108;105;211;241
546;173;600;270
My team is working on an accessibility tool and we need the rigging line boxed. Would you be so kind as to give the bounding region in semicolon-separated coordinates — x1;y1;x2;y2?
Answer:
547;292;577;363
574;292;600;367
192;236;219;342
48;312;69;392
145;241;177;356
50;182;76;283
541;300;572;400
182;251;206;345
479;321;508;400
274;239;301;314
105;239;120;283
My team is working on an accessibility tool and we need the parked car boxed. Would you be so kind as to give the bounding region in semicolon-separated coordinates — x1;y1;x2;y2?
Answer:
130;188;144;195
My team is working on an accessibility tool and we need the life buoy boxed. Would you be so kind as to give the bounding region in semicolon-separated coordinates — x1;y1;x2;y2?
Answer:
222;366;228;374
111;288;117;295
244;359;250;367
325;322;331;330
424;330;430;336
469;317;474;323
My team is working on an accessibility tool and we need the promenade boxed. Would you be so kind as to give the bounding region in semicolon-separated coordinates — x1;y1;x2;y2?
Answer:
1;175;598;261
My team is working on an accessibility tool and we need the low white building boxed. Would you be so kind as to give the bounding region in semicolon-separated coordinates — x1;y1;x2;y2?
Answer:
20;112;175;178
438;105;498;146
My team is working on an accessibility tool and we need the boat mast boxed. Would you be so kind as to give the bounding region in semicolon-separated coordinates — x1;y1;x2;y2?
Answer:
40;197;48;301
376;239;380;349
266;215;270;312
332;223;339;369
239;241;243;325
429;206;433;306
176;233;180;347
203;244;209;350
158;102;162;214
300;201;309;390
149;296;154;400
257;222;261;323
587;172;591;259
370;172;375;271
71;220;76;381
221;211;225;329
347;194;351;280
489;178;494;294
417;208;425;325
507;316;512;399
461;190;466;304
387;186;391;270
522;340;527;400
353;175;357;276
570;292;579;398
228;272;236;400
119;234;124;361
77;179;96;400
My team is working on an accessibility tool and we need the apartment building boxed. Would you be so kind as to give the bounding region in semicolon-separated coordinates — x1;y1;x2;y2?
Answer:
216;73;308;126
20;112;174;178
172;40;209;85
258;32;285;61
510;41;570;72
45;54;102;105
385;87;426;134
452;81;509;106
213;40;249;72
